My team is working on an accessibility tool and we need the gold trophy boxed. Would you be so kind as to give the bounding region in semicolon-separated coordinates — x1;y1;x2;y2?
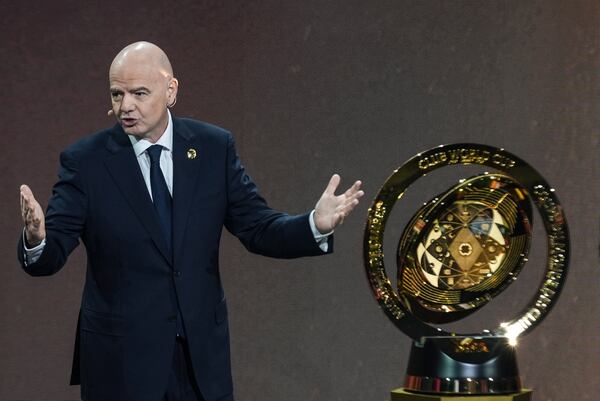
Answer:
364;144;569;401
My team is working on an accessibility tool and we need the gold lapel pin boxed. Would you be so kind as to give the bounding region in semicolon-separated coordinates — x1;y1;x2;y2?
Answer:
187;148;197;160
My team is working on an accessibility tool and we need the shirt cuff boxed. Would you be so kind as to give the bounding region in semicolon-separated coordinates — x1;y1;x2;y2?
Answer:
22;229;46;265
309;210;332;252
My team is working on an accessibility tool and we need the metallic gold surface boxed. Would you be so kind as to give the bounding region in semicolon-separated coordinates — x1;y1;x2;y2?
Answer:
187;148;197;159
364;143;570;340
391;388;533;401
396;174;532;323
452;337;490;353
404;375;521;395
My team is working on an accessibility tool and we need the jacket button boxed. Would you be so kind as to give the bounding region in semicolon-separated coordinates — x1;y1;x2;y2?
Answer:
168;315;177;322
173;270;181;277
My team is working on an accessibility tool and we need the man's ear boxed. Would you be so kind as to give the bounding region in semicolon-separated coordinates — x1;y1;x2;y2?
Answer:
168;77;178;96
167;77;179;108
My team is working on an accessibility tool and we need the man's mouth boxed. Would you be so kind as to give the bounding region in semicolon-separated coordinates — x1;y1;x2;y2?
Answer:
120;117;138;128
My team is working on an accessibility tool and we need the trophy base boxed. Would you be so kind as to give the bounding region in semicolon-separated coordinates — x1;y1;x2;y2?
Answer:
404;336;521;394
391;388;532;401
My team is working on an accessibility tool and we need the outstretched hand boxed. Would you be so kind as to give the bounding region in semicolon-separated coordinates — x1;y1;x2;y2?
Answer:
314;174;364;234
20;185;46;247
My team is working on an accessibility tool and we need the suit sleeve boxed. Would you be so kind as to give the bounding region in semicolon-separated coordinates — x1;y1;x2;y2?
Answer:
18;149;87;275
223;134;332;258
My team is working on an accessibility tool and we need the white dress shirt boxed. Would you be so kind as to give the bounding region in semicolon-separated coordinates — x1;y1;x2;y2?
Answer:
128;111;174;198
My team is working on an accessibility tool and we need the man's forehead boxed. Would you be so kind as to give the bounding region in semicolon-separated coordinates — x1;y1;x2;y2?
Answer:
109;63;164;86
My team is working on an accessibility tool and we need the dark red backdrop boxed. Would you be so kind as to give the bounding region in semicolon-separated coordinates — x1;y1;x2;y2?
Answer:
1;1;598;400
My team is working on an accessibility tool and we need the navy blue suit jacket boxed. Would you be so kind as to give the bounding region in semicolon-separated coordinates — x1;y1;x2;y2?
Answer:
18;117;331;401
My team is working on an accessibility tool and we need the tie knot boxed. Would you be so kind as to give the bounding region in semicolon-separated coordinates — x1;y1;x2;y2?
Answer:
147;145;163;165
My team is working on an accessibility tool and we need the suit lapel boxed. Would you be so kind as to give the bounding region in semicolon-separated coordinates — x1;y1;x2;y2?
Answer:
103;126;173;265
172;118;204;260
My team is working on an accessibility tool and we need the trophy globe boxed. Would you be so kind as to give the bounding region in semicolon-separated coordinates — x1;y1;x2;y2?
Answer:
364;144;569;399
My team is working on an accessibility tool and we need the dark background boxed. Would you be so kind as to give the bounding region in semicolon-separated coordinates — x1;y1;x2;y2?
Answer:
1;1;598;400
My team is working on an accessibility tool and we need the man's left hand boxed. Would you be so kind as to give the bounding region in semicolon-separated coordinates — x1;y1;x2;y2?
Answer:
314;174;364;234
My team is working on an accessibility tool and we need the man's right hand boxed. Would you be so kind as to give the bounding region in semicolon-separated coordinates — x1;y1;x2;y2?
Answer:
20;185;46;247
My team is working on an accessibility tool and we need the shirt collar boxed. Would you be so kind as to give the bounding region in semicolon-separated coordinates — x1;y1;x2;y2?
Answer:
128;110;173;157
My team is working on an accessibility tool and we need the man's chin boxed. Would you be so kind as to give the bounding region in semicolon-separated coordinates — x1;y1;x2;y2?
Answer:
121;126;154;141
121;124;141;136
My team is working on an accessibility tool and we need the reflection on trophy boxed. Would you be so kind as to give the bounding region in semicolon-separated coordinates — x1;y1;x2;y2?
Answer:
364;144;569;401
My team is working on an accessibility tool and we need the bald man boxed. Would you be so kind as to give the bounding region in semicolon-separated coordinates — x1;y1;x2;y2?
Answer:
19;42;363;401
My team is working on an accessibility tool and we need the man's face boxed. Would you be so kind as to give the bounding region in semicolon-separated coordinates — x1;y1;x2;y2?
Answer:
109;61;174;141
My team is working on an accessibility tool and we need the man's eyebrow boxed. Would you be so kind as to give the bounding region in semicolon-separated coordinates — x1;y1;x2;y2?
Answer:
130;86;151;93
109;87;151;93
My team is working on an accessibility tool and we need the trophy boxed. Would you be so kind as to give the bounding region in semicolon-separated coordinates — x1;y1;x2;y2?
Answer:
364;144;569;400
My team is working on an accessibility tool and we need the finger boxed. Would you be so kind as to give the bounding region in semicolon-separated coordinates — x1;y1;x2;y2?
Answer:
20;192;30;220
323;174;341;196
20;184;32;194
21;191;30;209
20;184;34;204
333;194;357;212
332;211;344;226
20;185;41;223
343;189;363;203
21;192;33;216
339;198;361;215
343;180;363;197
349;189;364;201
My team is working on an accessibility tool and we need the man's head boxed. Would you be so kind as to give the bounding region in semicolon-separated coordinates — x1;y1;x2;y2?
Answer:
109;41;178;142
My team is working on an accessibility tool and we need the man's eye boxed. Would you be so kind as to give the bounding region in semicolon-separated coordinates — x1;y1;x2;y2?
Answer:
111;93;122;100
134;92;147;97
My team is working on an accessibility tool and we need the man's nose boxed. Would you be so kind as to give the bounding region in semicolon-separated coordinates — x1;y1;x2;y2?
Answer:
120;93;135;113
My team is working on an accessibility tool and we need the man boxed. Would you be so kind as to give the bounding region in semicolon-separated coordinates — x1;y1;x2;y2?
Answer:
18;42;363;401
